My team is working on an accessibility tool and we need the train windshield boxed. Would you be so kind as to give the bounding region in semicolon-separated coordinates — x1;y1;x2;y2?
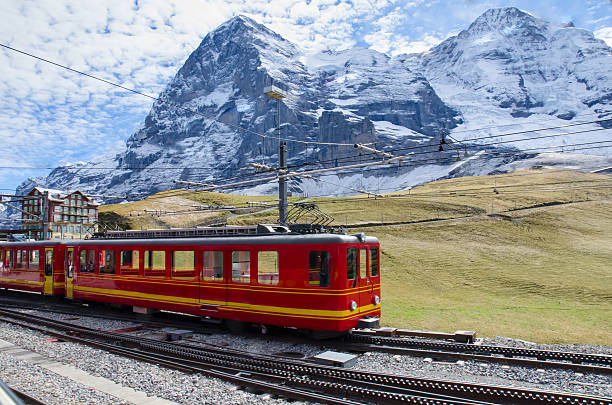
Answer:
370;247;379;277
346;248;357;280
308;251;330;287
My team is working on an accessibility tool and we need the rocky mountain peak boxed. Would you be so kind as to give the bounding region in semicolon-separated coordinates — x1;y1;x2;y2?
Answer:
455;7;552;50
212;14;280;42
465;7;545;36
14;9;612;202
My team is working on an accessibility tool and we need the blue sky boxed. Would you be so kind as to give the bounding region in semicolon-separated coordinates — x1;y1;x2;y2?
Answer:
0;0;610;193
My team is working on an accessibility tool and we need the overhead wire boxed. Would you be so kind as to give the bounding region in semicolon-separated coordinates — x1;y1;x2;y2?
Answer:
0;43;356;148
4;43;610;148
139;179;612;218
3;43;612;206
292;140;612;180
167;138;612;196
1;118;609;172
98;138;612;206
2;43;611;166
125;137;612;194
297;180;612;203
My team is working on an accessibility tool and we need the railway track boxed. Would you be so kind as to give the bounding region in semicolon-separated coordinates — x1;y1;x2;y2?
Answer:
0;379;46;405
345;333;612;375
2;293;611;376
0;307;610;405
0;293;224;333
10;387;47;405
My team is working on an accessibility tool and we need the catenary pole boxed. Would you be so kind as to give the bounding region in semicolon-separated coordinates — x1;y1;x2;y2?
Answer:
264;85;288;226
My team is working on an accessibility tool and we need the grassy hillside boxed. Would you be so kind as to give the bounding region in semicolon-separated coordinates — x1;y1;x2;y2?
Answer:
100;170;612;344
373;201;612;344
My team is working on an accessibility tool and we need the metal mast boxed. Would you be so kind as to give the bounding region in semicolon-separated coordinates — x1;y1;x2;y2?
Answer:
264;85;288;226
42;191;49;240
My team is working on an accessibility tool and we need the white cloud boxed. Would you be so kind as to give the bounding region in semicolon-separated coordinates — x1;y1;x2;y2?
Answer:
393;33;446;55
0;0;607;192
594;27;612;46
290;2;320;21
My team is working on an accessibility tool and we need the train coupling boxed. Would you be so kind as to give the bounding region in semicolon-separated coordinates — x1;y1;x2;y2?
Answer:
356;316;380;329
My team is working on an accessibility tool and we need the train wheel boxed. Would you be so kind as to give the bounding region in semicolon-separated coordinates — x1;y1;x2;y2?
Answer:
306;329;346;340
224;319;247;334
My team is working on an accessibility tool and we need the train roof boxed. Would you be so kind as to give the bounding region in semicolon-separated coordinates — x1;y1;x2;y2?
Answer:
0;233;379;247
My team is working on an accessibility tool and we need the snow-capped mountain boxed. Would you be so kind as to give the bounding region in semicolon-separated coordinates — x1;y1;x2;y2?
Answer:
403;7;612;150
19;8;612;199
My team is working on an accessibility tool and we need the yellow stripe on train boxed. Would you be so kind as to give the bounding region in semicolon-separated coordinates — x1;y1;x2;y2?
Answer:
74;285;380;320
1;278;43;286
76;275;379;295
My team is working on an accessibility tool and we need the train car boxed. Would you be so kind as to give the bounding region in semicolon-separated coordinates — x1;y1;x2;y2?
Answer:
0;240;65;295
0;226;381;334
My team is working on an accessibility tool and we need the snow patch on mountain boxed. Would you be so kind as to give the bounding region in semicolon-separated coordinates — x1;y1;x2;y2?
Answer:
499;152;612;173
402;7;612;156
18;8;612;200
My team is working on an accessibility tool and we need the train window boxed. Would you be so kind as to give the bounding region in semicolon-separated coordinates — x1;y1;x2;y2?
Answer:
16;250;26;268
370;247;379;277
232;251;250;284
44;250;52;276
360;249;367;279
120;250;139;275
100;250;116;274
66;250;74;278
346;248;357;280
79;250;96;273
144;250;165;277
308;251;330;287
172;251;195;279
30;250;39;270
258;251;278;285
202;251;223;281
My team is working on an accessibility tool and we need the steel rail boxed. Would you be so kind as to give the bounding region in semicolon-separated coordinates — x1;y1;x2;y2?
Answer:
6;386;47;405
0;308;609;405
0;296;610;377
341;343;612;375
0;296;223;333
346;334;612;368
0;312;488;405
0;314;367;405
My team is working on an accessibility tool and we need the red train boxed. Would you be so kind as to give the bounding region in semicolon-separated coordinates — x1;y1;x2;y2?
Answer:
0;226;381;335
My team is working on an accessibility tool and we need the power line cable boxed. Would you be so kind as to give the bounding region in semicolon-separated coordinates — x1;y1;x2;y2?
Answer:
0;128;612;180
130;141;612;204
141;181;612;218
294;139;612;180
0;43;356;148
302;181;612;203
3;42;611;154
171;138;612;194
5;44;612;203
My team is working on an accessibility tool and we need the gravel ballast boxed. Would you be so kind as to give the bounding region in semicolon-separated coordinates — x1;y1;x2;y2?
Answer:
0;309;610;404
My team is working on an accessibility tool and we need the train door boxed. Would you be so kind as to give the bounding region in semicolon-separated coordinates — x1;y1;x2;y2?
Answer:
358;247;373;313
0;248;5;289
65;248;74;299
199;250;227;310
43;248;54;294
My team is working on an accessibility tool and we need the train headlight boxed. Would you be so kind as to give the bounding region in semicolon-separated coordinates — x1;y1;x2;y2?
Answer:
350;301;358;312
373;295;380;305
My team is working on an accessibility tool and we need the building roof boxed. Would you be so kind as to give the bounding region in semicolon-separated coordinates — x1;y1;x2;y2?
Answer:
26;187;98;205
28;187;66;202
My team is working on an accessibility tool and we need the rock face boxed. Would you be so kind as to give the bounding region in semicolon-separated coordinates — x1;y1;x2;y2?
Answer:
20;8;612;199
403;7;612;148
